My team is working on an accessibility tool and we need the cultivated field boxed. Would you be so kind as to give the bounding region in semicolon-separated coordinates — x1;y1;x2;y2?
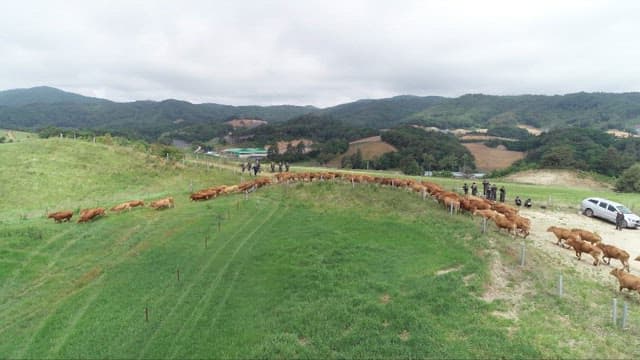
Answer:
463;142;525;172
327;136;397;167
3;138;640;358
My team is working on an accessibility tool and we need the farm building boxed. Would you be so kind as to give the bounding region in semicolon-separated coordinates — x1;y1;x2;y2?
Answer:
222;148;268;159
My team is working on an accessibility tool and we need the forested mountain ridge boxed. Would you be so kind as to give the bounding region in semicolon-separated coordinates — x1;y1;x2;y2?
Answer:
406;92;640;131
0;87;316;141
0;86;108;106
3;86;640;142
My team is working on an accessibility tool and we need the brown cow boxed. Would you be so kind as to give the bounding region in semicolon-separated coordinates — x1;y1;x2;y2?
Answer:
505;213;531;238
564;235;601;266
596;242;630;272
610;268;640;295
47;210;73;223
547;226;575;248
570;228;602;244
78;208;105;223
110;203;131;212
491;213;517;235
150;197;174;210
126;200;145;208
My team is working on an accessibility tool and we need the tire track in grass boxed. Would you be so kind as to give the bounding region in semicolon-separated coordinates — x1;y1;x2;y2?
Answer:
0;226;77;295
167;203;283;357
5;213;161;355
136;202;273;359
48;278;105;357
12;277;104;359
0;219;113;314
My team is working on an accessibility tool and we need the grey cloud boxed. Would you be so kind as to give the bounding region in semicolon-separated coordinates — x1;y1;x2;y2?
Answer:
2;1;640;107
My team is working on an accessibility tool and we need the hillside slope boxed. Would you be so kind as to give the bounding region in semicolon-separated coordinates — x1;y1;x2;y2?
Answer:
4;87;640;142
2;139;640;358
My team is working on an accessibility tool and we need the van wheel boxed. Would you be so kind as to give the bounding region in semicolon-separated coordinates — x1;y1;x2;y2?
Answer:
622;220;628;228
584;209;593;217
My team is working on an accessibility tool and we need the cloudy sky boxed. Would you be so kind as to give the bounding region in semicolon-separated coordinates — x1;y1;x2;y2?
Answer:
1;0;639;107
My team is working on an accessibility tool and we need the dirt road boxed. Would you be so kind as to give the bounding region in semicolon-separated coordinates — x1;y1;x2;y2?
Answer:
521;207;639;279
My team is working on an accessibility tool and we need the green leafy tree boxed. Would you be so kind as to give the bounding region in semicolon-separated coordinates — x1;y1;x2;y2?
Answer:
616;163;640;192
399;157;422;175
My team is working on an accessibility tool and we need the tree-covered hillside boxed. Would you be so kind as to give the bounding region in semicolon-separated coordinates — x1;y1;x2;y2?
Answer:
492;127;640;178
0;86;108;106
4;86;640;144
0;88;315;141
407;92;640;132
317;95;445;128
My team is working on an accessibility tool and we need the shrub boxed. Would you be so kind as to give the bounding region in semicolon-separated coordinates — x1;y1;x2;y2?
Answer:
616;163;640;192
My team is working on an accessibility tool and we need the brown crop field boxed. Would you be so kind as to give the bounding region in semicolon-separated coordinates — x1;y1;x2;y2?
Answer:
464;142;524;172
327;136;397;167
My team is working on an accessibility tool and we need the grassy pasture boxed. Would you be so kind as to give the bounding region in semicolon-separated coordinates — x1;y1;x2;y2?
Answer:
0;138;241;219
3;138;640;358
1;129;36;142
292;164;640;212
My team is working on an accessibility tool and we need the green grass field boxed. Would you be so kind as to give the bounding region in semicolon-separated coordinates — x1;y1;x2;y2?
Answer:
1;129;36;142
2;138;640;358
292;165;640;212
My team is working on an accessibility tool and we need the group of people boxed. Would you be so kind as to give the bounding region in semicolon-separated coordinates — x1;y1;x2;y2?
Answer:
241;160;290;176
269;161;290;173
514;196;532;208
462;179;506;203
462;179;532;207
241;160;262;176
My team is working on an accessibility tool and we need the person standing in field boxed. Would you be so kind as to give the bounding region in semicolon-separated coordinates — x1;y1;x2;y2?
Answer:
616;211;625;231
482;179;489;197
490;184;498;201
471;182;478;196
462;183;469;195
499;186;505;203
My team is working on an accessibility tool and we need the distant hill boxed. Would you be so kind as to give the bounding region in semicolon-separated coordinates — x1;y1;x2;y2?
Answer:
3;86;640;142
405;92;640;132
317;95;446;128
0;86;108;106
0;87;316;141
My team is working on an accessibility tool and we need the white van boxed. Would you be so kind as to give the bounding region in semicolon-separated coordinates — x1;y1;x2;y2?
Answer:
580;197;640;228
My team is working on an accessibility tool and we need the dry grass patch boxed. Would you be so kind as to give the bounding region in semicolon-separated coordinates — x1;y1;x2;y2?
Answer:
74;266;102;289
463;143;524;172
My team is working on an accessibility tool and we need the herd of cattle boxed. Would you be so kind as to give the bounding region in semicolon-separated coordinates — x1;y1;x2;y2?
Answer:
45;169;640;297
546;225;640;295
47;197;174;223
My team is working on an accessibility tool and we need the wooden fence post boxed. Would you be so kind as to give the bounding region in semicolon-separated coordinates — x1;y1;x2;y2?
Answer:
558;274;563;297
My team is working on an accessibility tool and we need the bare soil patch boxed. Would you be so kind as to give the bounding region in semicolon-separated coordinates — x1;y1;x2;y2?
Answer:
380;293;391;304
504;169;611;190
327;139;397;167
461;135;517;141
349;136;382;144
606;129;637;138
517;125;542;135
398;330;410;342
463;143;524;172
225;119;268;128
436;265;462;276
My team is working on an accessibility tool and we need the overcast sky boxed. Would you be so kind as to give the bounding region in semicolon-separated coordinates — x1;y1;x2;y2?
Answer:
2;0;640;107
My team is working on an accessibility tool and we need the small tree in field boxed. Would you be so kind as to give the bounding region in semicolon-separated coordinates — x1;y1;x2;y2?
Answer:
616;163;640;192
